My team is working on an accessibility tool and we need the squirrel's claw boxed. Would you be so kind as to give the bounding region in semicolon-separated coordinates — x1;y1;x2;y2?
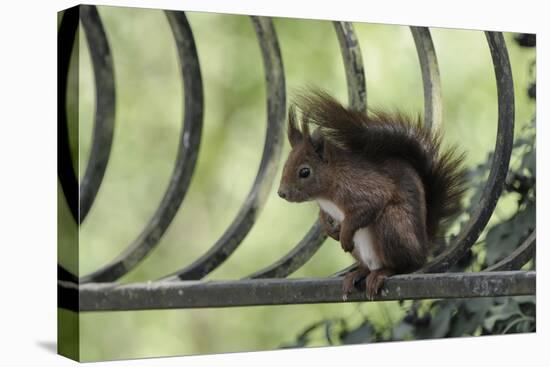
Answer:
339;227;355;253
342;268;369;301
319;211;340;241
342;275;354;301
340;239;354;253
365;269;393;300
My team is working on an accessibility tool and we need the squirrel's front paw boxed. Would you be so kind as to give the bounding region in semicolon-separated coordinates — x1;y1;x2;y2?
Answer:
326;224;340;241
339;224;355;253
319;212;340;240
340;237;354;253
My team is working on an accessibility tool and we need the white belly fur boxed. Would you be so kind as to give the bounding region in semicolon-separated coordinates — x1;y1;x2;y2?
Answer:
316;199;382;270
317;198;345;223
353;227;382;270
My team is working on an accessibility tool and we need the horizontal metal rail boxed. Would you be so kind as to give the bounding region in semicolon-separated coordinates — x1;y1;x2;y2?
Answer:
59;271;534;312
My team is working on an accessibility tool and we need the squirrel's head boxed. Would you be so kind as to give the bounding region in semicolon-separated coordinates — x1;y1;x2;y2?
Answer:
278;106;330;203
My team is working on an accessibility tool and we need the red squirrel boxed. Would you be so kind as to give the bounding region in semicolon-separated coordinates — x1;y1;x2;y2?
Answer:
277;89;466;300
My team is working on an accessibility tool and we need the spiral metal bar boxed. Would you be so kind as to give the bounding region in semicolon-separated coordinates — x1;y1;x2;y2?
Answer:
245;22;366;280
81;10;204;283
410;26;442;130
331;264;357;278
160;16;286;281
334;21;367;112
58;6;80;222
419;32;515;273
78;5;116;224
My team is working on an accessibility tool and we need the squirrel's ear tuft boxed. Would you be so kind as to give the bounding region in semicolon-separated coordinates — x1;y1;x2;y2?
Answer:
288;105;302;147
310;128;326;161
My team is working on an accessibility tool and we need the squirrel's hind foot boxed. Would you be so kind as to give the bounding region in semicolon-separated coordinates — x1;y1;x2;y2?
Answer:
342;267;370;301
365;268;394;300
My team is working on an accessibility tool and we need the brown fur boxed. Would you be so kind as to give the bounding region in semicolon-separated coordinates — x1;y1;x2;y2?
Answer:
278;89;467;299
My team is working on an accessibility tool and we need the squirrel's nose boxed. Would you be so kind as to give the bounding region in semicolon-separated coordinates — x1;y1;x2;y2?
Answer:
278;189;287;199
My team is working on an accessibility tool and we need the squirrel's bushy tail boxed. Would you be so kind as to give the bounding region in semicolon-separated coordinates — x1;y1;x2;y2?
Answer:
295;89;467;242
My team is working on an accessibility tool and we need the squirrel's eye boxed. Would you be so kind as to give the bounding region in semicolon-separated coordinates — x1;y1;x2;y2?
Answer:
299;167;310;178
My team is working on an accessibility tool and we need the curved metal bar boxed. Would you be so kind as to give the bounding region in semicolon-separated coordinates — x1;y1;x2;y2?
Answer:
161;16;286;281
410;26;442;130
81;10;204;283
333;21;367;112
419;32;515;273
331;264;357;278
58;7;79;222
244;22;367;280
246;221;326;279
485;231;535;272
79;5;116;223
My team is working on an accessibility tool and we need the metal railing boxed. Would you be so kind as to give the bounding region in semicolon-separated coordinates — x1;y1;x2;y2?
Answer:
58;5;535;312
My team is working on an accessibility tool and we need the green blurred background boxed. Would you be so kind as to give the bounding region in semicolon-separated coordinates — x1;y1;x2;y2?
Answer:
58;5;535;361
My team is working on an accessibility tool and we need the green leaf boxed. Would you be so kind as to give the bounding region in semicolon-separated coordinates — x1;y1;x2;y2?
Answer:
522;147;536;175
484;299;522;330
485;202;535;265
446;298;493;337
415;301;456;339
392;322;414;340
341;321;374;345
464;298;493;314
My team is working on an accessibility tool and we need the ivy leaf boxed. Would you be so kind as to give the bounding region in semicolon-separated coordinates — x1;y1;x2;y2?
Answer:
517;296;536;317
341;321;374;345
415;301;456;339
521;147;536;176
466;189;484;218
448;299;492;337
513;136;530;149
518;320;534;333
485;202;535;265
324;319;345;345
484;300;522;330
392;322;414;340
464;298;494;314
